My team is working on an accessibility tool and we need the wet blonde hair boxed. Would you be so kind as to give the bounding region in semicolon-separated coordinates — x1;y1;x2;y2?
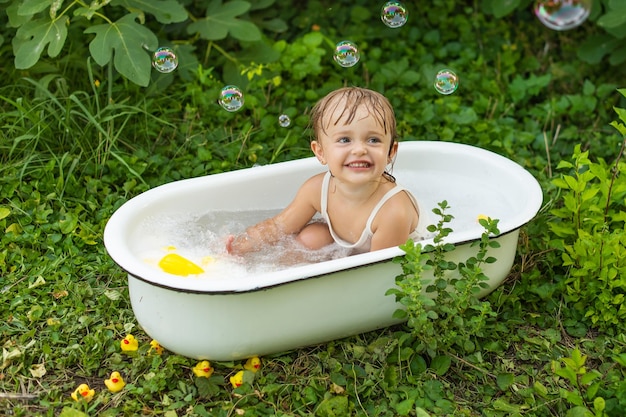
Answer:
310;87;398;154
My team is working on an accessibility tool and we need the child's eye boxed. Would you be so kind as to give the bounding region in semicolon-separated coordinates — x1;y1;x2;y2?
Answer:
338;137;351;143
368;137;382;143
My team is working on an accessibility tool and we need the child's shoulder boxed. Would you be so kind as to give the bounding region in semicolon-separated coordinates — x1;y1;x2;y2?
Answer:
378;186;418;216
302;172;326;189
294;172;326;202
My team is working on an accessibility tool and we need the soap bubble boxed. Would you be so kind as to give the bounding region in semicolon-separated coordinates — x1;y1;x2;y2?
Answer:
278;114;291;127
333;41;360;68
152;47;178;73
434;69;459;95
219;85;244;112
534;0;592;31
381;1;408;28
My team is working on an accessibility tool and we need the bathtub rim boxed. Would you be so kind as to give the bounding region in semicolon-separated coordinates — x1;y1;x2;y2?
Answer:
104;140;543;293
122;227;521;295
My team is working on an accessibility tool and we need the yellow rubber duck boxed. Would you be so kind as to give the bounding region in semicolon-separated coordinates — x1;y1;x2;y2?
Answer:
158;253;204;276
120;334;139;352
243;356;261;373
192;360;214;378
71;383;95;402
149;340;164;355
104;371;126;393
230;370;245;388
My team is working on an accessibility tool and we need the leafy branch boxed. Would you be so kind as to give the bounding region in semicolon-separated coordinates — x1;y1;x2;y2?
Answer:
5;0;283;86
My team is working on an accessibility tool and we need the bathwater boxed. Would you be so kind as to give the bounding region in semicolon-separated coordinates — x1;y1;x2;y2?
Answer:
133;209;351;279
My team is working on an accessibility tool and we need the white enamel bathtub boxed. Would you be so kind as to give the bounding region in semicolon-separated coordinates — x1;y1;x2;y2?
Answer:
104;141;543;360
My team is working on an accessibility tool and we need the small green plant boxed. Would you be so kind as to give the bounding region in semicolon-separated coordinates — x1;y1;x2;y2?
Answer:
388;201;499;358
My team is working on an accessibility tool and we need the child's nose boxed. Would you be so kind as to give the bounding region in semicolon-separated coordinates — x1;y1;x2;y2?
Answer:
352;141;367;154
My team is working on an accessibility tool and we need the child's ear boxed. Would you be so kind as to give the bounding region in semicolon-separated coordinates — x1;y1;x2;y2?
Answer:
311;141;326;165
388;142;399;162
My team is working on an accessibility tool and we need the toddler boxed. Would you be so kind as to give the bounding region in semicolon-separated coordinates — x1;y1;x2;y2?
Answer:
226;86;428;256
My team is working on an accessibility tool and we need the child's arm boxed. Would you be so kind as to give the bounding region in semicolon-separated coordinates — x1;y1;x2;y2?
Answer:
226;175;323;255
369;194;419;252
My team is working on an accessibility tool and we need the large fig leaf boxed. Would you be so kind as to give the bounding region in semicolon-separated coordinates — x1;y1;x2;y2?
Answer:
7;1;33;27
84;14;158;87
111;0;188;24
17;0;51;16
187;0;261;42
13;15;69;69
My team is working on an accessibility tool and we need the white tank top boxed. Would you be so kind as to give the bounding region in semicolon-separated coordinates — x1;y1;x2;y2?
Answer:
320;172;430;253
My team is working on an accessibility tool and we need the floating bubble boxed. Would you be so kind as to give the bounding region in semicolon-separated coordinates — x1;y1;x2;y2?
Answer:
534;0;592;31
434;69;459;95
152;47;178;73
278;114;291;128
333;41;360;68
381;1;408;28
219;85;244;112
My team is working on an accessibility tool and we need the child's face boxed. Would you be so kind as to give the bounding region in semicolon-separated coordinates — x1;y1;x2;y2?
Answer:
311;102;397;184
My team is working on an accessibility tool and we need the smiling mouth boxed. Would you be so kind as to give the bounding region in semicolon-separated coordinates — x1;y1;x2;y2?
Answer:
347;162;371;168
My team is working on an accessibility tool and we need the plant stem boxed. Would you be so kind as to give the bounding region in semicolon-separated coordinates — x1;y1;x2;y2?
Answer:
604;137;626;221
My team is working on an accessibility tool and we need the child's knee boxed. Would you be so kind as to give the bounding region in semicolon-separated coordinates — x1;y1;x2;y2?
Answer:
297;222;333;250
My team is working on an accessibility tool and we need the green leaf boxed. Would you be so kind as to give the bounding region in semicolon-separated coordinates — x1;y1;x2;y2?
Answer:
492;398;522;412
59;212;79;234
315;395;349;417
491;0;520;19
533;381;549;398
18;0;50;16
259;17;287;33
111;0;188;24
58;407;89;417
392;309;408;319
496;373;515;390
383;366;398;388
430;355;451;376
597;10;626;29
554;364;578;385
415;407;431;417
187;0;261;41
84;14;158;87
587;382;601;401
395;398;415;416
7;2;34;27
612;353;626;367
565;406;594;417
0;207;10;220
614;106;626;125
593;397;606;412
580;370;600;385
610;120;626;136
577;35;621;64
13;15;68;69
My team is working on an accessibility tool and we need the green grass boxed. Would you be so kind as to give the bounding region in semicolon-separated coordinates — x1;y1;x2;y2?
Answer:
1;0;626;416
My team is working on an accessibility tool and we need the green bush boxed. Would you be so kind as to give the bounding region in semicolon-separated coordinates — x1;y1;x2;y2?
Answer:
549;90;626;332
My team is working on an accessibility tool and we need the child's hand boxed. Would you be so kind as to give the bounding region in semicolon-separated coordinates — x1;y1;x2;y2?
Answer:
225;235;235;254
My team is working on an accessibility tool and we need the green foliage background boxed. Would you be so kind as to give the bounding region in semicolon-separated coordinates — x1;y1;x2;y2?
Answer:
1;0;626;416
